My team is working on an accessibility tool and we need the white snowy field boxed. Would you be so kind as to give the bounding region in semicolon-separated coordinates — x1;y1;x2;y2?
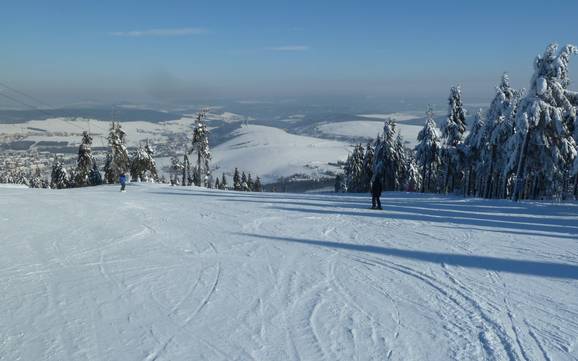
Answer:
0;116;210;149
358;112;422;122
212;125;351;182
0;112;241;148
316;120;422;146
1;185;578;361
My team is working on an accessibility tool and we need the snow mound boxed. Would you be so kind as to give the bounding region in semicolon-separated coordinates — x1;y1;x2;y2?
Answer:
1;184;578;360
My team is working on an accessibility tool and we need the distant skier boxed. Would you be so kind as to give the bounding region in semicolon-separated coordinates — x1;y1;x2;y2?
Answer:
119;174;127;192
371;174;382;210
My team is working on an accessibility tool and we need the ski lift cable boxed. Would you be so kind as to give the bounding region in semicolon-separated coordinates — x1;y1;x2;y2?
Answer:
0;91;61;120
0;88;86;133
0;81;109;133
0;80;56;109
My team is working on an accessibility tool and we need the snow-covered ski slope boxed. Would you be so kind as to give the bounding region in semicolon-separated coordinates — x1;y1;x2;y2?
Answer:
1;184;577;361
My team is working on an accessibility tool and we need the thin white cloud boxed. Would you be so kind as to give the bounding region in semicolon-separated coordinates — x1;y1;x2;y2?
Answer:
267;45;310;52
110;27;207;37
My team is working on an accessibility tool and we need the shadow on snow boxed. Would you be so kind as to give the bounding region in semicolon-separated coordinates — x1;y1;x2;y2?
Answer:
240;233;578;280
152;188;578;237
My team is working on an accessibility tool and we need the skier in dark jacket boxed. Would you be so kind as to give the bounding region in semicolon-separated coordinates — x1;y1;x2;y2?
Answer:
119;174;127;192
371;175;382;210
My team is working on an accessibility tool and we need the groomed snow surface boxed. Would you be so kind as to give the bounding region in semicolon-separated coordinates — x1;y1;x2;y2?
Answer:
1;184;577;360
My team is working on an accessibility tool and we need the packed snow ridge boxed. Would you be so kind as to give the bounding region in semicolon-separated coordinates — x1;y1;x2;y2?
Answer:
1;184;577;360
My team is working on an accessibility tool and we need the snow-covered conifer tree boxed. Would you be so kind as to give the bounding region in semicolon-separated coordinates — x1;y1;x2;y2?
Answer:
30;167;47;189
254;176;263;192
463;109;487;196
405;153;421;192
221;173;228;190
344;144;366;192
395;133;409;189
50;158;69;189
76;131;95;186
103;154;113;184
481;74;522;198
89;162;102;186
191;111;211;187
182;154;192;186
104;122;129;184
241;172;249;191
169;156;183;185
415;105;442;193
233;168;242;191
192;166;201;187
361;142;374;192
373;119;404;191
16;170;30;187
247;173;254;191
130;143;158;182
67;168;79;188
509;44;578;200
441;86;467;193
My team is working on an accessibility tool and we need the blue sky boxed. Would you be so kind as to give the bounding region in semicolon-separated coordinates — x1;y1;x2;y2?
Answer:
1;0;577;105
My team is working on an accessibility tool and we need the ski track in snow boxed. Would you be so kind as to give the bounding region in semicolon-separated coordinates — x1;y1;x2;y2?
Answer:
1;184;577;360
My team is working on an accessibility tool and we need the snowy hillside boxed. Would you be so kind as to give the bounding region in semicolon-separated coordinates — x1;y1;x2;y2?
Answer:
212;124;351;182
1;184;577;360
0;111;249;150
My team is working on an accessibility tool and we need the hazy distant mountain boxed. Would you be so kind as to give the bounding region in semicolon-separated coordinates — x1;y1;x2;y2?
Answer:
0;108;183;124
